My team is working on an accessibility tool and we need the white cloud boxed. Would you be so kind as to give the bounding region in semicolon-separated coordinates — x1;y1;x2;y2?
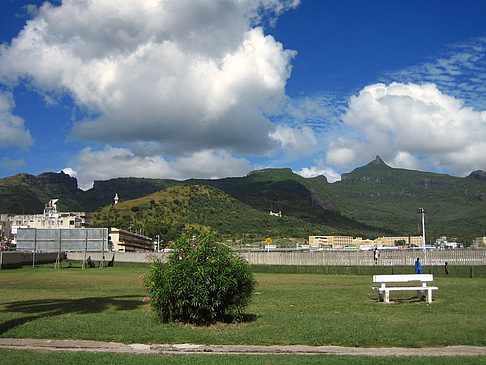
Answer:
0;0;298;156
60;167;77;178
172;150;250;179
327;82;486;176
70;146;251;190
326;147;357;167
0;157;26;169
0;92;33;148
384;38;486;110
388;151;424;171
269;125;317;158
297;159;341;182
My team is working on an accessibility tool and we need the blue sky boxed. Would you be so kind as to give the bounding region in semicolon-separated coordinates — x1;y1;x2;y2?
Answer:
1;0;485;190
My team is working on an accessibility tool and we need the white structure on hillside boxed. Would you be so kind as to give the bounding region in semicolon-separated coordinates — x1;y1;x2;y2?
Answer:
9;199;92;232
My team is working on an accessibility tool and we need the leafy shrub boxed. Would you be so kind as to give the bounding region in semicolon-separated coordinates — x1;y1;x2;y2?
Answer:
144;228;255;324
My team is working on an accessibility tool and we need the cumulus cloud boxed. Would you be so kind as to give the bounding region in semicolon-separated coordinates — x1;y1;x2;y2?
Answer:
326;147;358;167
0;92;33;148
297;159;341;182
0;0;298;156
172;150;251;179
326;82;486;175
269;125;317;158
69;146;251;190
60;167;77;178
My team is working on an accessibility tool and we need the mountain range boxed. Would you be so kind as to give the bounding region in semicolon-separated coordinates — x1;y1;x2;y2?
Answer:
1;156;485;242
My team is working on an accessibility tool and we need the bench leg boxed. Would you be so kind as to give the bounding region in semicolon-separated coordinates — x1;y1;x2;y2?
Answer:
384;290;390;303
427;289;433;303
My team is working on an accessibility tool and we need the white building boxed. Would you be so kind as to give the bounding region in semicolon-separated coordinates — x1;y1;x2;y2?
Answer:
9;199;92;231
109;228;154;252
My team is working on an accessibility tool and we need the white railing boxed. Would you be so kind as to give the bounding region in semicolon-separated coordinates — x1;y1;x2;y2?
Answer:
240;249;486;266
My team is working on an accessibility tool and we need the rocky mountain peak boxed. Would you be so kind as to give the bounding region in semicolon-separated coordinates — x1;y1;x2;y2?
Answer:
468;170;486;180
373;155;385;165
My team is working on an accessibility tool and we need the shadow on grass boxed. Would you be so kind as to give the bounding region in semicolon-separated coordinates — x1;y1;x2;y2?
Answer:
371;295;429;304
0;295;143;335
221;313;258;324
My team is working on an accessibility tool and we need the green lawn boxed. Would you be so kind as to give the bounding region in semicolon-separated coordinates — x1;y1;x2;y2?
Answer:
0;263;485;348
1;349;486;365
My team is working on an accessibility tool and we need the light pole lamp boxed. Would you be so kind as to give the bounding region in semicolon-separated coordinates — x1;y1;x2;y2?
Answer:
417;208;426;253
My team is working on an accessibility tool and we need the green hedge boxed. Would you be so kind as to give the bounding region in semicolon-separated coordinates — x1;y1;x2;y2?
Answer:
251;264;486;278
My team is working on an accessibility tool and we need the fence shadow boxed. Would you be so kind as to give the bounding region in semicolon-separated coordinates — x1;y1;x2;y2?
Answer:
0;295;143;335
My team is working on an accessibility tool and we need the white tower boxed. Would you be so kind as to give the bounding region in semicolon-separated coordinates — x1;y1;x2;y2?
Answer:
114;193;119;205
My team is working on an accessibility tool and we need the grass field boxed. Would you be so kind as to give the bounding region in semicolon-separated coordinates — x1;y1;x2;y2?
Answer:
1;349;486;365
1;262;485;349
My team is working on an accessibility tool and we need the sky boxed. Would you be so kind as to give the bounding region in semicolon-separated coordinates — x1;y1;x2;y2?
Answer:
0;0;485;190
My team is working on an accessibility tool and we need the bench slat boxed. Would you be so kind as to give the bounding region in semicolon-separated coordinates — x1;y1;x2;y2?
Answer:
376;286;438;291
373;274;433;283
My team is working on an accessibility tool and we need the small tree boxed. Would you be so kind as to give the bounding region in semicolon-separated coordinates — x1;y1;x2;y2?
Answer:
144;228;254;324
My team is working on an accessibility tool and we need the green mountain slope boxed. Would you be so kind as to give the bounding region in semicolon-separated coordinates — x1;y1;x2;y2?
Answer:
92;184;343;241
324;156;486;241
1;156;485;241
81;177;179;211
0;172;82;213
187;168;389;236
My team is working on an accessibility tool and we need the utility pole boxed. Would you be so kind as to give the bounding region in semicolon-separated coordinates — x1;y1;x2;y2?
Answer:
417;208;426;263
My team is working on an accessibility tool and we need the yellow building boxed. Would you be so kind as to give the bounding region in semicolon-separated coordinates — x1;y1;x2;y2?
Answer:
354;238;374;248
309;235;423;248
475;237;486;247
109;228;154;252
309;235;355;248
374;236;423;247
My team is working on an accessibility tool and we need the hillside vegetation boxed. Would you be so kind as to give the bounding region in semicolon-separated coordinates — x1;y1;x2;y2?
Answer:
1;156;485;242
92;185;346;242
323;157;486;241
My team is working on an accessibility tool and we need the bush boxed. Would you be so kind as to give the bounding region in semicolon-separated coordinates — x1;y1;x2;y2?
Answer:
144;228;255;324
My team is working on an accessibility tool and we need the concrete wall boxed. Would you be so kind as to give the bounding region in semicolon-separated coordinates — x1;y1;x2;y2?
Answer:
0;251;64;269
241;249;486;266
66;251;167;263
64;249;486;266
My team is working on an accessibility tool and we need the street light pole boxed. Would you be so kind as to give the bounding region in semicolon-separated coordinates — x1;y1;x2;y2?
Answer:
156;235;160;252
417;208;426;262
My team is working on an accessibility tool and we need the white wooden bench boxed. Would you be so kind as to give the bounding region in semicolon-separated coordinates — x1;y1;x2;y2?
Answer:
373;274;438;303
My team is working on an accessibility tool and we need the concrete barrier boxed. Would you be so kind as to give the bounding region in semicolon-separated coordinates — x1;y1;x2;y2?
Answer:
66;251;168;264
63;249;486;267
240;249;486;266
0;252;64;269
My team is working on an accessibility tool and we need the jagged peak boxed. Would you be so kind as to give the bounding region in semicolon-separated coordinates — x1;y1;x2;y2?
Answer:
367;155;391;168
341;155;392;180
359;155;392;170
373;155;385;164
468;170;486;180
